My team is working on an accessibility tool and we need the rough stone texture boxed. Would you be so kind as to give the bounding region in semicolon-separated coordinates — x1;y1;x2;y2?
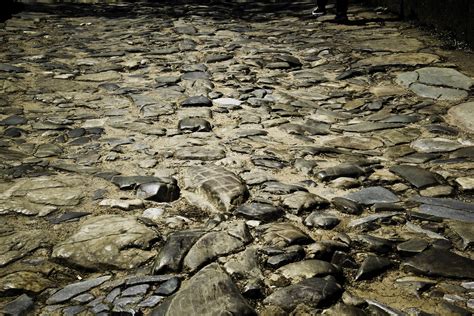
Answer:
151;263;256;316
183;166;249;212
403;248;474;279
47;276;111;304
264;276;342;312
0;230;47;267
447;101;474;133
52;215;157;270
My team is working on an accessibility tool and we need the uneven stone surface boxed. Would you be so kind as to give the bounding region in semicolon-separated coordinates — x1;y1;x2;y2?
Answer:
52;215;158;270
0;1;473;315
151;263;256;316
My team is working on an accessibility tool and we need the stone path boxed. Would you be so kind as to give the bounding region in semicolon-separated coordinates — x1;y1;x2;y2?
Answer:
1;0;473;315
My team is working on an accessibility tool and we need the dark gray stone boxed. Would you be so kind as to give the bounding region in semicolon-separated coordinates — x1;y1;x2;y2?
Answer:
0;115;27;126
174;146;226;161
403;248;474;279
46;276;111;305
355;255;391;280
263;276;342;312
3;294;34;316
304;212;340;229
155;277;180;296
390;165;439;189
344;186;400;205
181;96;212;107
397;238;429;255
111;175;162;190
152;230;204;274
332;197;363;215
178;118;212;132
317;163;367;181
136;178;180;202
235;203;283;221
122;284;149;297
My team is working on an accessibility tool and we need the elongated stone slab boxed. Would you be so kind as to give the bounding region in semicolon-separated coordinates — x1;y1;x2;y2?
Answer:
389;165;439;189
46;276;111;304
183;166;248;212
151;263;256;316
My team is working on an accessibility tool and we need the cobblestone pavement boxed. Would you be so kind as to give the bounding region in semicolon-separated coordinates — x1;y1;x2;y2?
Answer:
1;0;473;315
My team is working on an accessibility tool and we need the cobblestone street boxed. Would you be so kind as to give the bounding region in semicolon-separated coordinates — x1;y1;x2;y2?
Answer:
0;0;473;315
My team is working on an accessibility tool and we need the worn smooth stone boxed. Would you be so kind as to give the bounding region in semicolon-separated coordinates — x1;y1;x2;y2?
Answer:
447;101;474;133
276;260;340;281
397;238;429;255
151;263;256;316
354;53;440;68
47;276;111;305
403;248;474;279
305;212;340;229
0;271;54;295
0;230;47;267
155;277;180;296
355;255;391;281
259;223;313;247
152;230;204;274
174;146;226;161
389;165;439;189
263;276;342;312
76;71;121;82
178;118;212;132
3;294;34;316
183;166;248;212
344;186;400;205
348;212;400;228
181;96;212;107
411;138;463;153
419;185;453;197
282;191;328;213
52;215;157;270
99;199;144;210
325;136;384;150
183;228;248;272
416;203;474;223
449;221;474;250
456;177;474;191
317;163;367;181
121;284;149;297
136;178;180;202
235;203;283;221
138;296;163;308
0;115;27;126
332;197;363;215
356;234;393;254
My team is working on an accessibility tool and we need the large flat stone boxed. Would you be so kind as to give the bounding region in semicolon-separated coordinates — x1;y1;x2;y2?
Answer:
447;102;474;133
402;248;474;279
52;215;157;270
151;263;256;316
0;230;47;267
183;166;248;212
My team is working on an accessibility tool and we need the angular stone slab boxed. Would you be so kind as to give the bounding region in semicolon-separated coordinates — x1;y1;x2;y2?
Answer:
344;186;400;205
136;178;180;202
151;263;256;316
0;271;54;295
152;230;204;274
46;276;111;304
447;101;474;133
411;196;474;222
183;166;248;212
402;248;474;279
259;223;313;247
389;165;439;189
52;215;157;270
276;260;340;281
183;229;247;272
0;230;47;267
263;276;342;312
325;136;384;150
174;146;226;161
354;53;440;68
411;138;463;153
235;203;283;221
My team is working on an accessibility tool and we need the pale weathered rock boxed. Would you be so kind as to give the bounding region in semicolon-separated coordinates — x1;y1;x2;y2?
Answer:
52;215;157;270
0;230;47;267
447;102;474;133
183;166;248;212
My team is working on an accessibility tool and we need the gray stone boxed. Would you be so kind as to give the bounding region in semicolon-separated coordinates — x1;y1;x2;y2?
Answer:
235;203;283;221
136;178;180;202
282;191;328;213
3;294;34;316
178;118;212;132
447;101;474;133
183;166;248;212
76;71;121;82
181;96;212;107
389;165;439;189
411;138;463;153
355;255;391;281
344;186;400;205
259;223;313;247
332;197;363;215
397;238;429;255
411;196;474;222
354;53;440;68
26;187;83;207
151;263;256;316
263;276;342;312
355;38;424;52
317;163;368;181
305;212;340;229
174;146;226;161
152;230;204;274
0;230;47;267
0;271;53;295
348;212;400;228
46;276;111;304
52;215;157;270
0;115;27;126
121;284;149;297
138;295;163;308
402;248;474;279
276;260;341;281
325;136;384;150
449;221;474;250
155;277;180;296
